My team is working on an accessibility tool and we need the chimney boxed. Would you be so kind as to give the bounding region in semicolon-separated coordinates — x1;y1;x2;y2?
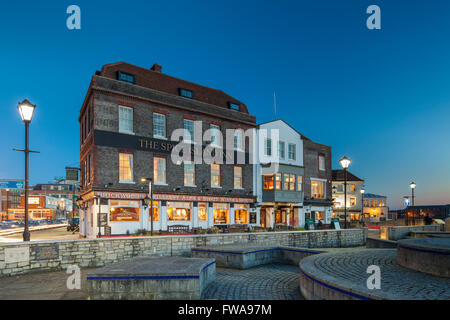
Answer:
150;63;162;73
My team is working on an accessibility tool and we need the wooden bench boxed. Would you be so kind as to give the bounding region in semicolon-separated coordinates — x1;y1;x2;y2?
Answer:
168;225;190;234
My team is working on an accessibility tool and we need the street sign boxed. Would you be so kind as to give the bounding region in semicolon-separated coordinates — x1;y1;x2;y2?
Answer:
0;180;24;189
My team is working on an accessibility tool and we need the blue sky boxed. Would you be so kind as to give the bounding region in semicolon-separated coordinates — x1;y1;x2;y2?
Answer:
0;0;449;209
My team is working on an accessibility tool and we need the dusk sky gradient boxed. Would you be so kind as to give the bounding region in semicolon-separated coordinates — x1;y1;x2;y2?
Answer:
1;0;449;209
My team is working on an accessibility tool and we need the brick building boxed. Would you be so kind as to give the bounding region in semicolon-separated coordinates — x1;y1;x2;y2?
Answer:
78;62;257;237
302;139;333;225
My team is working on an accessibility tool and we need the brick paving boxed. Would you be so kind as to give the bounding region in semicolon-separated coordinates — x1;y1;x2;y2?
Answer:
202;264;303;300
301;249;450;300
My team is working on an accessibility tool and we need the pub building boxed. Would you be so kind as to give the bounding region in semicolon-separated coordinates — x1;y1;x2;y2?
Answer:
78;62;257;237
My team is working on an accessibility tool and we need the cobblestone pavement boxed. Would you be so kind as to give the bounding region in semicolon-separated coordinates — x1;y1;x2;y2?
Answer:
202;264;303;300
302;249;450;300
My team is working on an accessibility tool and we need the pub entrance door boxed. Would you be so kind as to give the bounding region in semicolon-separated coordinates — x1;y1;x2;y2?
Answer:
260;208;266;228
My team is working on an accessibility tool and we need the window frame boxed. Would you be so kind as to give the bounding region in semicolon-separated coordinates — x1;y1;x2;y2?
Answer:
184;162;196;186
153;112;166;139
288;143;296;160
119;153;134;183
153;157;166;185
279;141;285;160
179;88;194;99
211;164;221;187
119;105;134;135
234;166;243;189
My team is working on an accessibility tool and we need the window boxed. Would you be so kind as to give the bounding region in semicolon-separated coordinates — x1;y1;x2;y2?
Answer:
117;71;136;84
234;166;242;188
235;204;248;224
150;201;160;221
316;211;324;222
167;202;192;221
337;184;344;193
311;180;325;199
265;138;272;156
119;106;133;134
153;157;166;184
319;155;325;171
283;174;289;190
184;119;194;142
350;184;356;192
289;174;296;191
109;200;140;222
275;173;282;190
198;203;208;221
184;162;195;186
119;153;133;182
350;198;356;206
210;124;220;145
234;130;243;150
297;176;303;191
263;175;274;190
288;144;296;160
153;113;166;138
229;102;241;111
213;203;229;224
179;88;193;99
211;164;220;187
279;141;285;160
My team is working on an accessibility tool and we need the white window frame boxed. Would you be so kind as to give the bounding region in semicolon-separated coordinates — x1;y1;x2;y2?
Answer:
319;155;326;171
119;153;134;183
279;141;285;160
210;124;221;147
184;119;194;143
119;105;134;135
288;143;296;160
265;138;272;156
153;157;166;185
234;130;243;151
184;162;196;187
153;113;166;139
234;166;243;189
211;164;221;187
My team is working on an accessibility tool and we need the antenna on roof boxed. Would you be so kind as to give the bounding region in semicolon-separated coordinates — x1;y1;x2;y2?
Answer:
273;91;277;120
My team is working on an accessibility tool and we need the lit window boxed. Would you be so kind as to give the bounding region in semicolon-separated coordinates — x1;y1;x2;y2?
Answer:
275;173;282;190
311;180;325;199
234;166;242;188
117;71;136;84
184;162;195;186
184;119;194;142
279;141;285;160
283;174;289;190
179;88;193;99
153;113;166;138
319;155;325;171
198;203;208;221
265;138;272;156
119;153;133;182
154;157;166;184
288;144;296;160
263;175;274;190
150;201;160;221
350;198;356;206
289;174;296;191
350;184;356;192
235;204;248;224
119;106;133;134
167;202;192;221
297;176;303;191
229;102;241;111
211;164;220;187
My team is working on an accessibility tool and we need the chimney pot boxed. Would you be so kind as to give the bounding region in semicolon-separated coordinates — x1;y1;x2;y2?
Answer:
151;63;162;73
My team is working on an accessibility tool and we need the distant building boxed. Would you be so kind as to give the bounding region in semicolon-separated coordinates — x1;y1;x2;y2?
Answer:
7;194;70;220
392;204;450;222
332;170;364;222
363;193;389;222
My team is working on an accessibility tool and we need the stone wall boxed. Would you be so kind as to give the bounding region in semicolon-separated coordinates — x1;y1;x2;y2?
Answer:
0;228;367;278
380;225;441;241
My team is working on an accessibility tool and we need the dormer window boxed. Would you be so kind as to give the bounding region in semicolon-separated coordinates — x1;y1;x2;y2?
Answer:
117;71;136;84
229;102;241;111
179;88;194;99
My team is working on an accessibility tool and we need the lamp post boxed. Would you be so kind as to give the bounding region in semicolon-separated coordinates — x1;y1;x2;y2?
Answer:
410;182;416;226
141;178;153;236
339;156;351;229
360;187;365;223
14;99;38;242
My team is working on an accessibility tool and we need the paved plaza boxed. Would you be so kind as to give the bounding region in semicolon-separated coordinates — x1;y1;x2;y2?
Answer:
0;264;303;300
300;249;450;300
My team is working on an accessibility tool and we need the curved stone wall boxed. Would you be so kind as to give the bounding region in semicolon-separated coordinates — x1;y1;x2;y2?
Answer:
397;238;450;278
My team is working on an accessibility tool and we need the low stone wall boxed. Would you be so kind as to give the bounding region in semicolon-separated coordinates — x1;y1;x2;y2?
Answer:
0;228;367;278
380;225;441;241
366;237;397;249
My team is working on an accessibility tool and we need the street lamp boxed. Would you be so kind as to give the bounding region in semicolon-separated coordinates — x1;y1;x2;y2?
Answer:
141;177;153;236
15;99;38;242
339;156;351;229
360;187;365;223
410;182;416;225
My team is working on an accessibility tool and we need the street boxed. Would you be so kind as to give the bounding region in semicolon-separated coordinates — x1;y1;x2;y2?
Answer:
0;226;79;242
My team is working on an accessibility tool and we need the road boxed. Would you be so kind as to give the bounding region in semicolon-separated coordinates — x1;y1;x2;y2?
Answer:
0;226;79;242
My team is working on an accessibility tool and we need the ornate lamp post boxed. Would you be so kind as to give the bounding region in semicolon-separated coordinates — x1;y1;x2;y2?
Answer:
410;182;416;225
339;156;351;229
15;99;38;242
141;178;153;236
360;187;365;223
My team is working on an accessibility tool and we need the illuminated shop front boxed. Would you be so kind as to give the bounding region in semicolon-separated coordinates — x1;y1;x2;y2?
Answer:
167;202;192;221
198;203;208;221
234;204;249;224
109;200;140;222
214;203;229;224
